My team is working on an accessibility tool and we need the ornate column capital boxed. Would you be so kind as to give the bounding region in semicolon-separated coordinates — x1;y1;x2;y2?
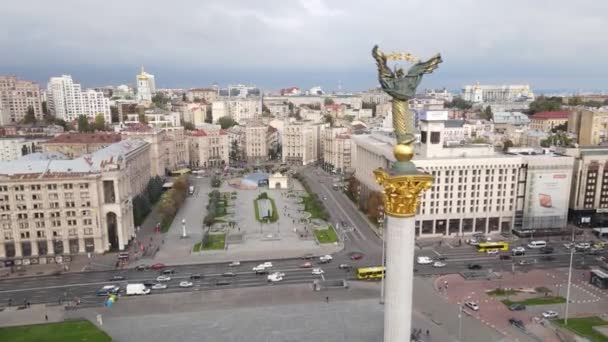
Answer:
373;168;433;218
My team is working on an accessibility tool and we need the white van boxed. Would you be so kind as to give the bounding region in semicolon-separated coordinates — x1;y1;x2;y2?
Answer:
126;283;150;295
527;240;547;249
188;186;195;195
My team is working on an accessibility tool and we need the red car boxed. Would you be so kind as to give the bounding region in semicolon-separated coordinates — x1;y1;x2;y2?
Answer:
350;254;363;261
300;262;312;268
150;263;166;270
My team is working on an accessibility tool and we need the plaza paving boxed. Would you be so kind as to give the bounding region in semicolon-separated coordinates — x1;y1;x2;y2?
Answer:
150;174;342;266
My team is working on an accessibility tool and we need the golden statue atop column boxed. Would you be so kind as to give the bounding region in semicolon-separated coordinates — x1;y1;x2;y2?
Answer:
371;45;441;216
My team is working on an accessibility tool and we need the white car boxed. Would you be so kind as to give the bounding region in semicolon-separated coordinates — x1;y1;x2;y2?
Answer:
464;301;479;311
563;242;574;249
575;243;591;250
486;249;499;255
262;262;273;268
151;283;167;290
511;246;526;255
179;281;193;288
312;268;324;275
417;256;433;265
433;261;447;268
467;239;480;246
542;310;558;319
267;273;283;282
229;261;241;267
319;255;333;263
156;275;171;282
271;271;285;277
252;264;268;272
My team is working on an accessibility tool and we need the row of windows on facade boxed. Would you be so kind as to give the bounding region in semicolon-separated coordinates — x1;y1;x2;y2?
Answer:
0;183;89;192
0;192;91;203
4;210;92;220
4;217;94;229
4;227;96;240
421;205;514;215
0;200;92;211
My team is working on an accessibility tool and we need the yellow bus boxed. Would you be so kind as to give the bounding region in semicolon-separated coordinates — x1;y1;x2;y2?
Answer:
477;241;509;252
356;266;385;280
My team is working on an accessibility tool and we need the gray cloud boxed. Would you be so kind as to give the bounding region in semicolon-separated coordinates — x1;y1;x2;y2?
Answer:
1;0;607;90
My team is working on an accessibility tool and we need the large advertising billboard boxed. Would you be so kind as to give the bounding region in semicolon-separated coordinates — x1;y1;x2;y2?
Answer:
528;172;570;218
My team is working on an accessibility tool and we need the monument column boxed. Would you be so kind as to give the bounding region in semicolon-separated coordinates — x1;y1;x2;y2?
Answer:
375;157;432;342
371;44;441;342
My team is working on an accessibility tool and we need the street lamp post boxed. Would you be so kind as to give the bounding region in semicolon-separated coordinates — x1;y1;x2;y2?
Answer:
181;218;187;238
564;245;575;325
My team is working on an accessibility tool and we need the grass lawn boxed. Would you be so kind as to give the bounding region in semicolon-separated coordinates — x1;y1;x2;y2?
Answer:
202;234;225;250
253;198;279;223
501;296;566;306
487;288;519;296
0;320;111;342
555;316;608;342
302;196;323;219
314;226;339;243
193;242;202;252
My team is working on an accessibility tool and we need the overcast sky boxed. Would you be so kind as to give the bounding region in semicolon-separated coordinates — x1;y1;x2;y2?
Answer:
1;0;607;92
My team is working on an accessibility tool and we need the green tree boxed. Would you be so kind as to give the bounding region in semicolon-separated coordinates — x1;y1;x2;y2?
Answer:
138;113;148;124
182;93;187;102
217;116;237;129
472;137;488;144
528;96;562;114
445;97;473;110
22;106;37;124
230;140;240;162
41;101;48;115
183;121;195;130
583;100;603;108
541;132;572;147
93;113;106;131
482;105;493;121
110;105;119;123
324;98;335;106
502;139;514;152
77;115;91;132
205;110;213;124
152;93;169;109
568;96;583;106
324;114;335;127
551;122;567;133
21;144;29;156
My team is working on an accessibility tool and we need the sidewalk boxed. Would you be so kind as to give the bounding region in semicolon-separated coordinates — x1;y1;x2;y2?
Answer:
0;304;66;328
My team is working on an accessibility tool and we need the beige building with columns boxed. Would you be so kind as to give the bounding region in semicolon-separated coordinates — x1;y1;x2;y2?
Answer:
282;121;328;166
322;127;353;173
186;128;229;168
0;139;150;261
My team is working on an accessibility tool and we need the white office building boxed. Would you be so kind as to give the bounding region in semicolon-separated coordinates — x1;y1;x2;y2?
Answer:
462;84;535;103
46;75;111;123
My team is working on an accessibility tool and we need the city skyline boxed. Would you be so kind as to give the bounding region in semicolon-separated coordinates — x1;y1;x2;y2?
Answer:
1;0;607;92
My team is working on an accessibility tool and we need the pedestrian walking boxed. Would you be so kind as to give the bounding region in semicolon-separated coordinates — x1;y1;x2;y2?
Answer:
45;314;48;321
8;298;12;307
325;296;329;303
27;301;30;308
426;329;429;336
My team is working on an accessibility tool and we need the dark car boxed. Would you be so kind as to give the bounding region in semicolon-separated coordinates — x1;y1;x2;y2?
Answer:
338;264;352;270
135;264;149;271
215;279;231;286
499;254;512;260
350;254;364;261
467;263;482;270
508;303;526;311
222;272;236;277
143;281;156;287
436;255;448;261
540;246;554;254
190;274;202;279
509;318;525;330
540;255;556;262
110;275;126;281
150;263;166;270
161;269;175;275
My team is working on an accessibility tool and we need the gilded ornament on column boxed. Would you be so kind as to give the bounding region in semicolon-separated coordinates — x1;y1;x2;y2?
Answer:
374;168;433;218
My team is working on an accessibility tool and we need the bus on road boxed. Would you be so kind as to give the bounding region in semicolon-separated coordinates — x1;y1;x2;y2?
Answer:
356;266;385;280
477;241;509;252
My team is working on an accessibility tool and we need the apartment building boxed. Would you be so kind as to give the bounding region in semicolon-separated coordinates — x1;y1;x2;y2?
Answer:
186;88;218;103
46;75;111;123
559;146;608;226
0;138;44;161
282;121;328;166
322;127;353;173
462;84;535;103
186;128;229;168
245;123;268;161
124;109;181;128
42;133;121;158
0;76;43;124
529;111;569;131
569;108;608;146
211;98;262;124
352;111;573;237
0;139;150;261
